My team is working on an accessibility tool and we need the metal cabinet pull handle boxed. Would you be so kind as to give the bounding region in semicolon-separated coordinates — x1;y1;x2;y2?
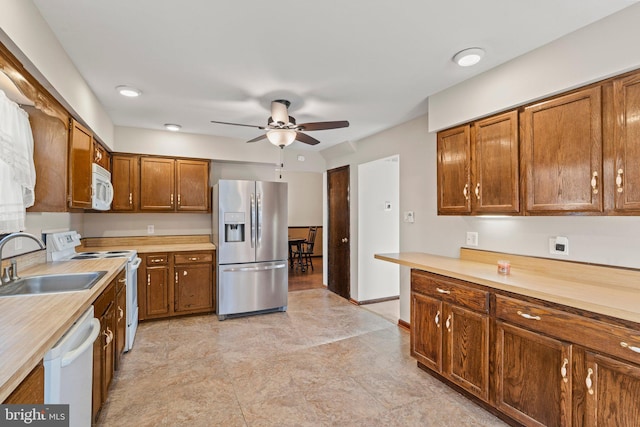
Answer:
616;169;624;193
103;328;113;349
517;310;541;321
435;310;440;328
147;273;150;286
620;342;640;353
175;271;178;283
445;314;452;331
118;306;124;321
475;183;480;200
189;257;198;261
561;358;569;383
585;368;594;395
118;278;126;283
178;194;181;206
463;184;469;200
436;288;451;295
591;171;599;194
129;192;133;205
171;193;174;205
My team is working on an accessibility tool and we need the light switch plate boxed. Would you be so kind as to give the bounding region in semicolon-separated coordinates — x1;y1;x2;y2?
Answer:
466;232;478;247
404;211;415;223
147;225;155;234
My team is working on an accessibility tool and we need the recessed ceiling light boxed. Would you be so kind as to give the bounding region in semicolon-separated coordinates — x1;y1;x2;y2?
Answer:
164;123;181;132
115;85;142;97
452;48;485;67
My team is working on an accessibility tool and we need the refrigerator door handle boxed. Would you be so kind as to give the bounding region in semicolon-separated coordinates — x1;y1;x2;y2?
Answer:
257;192;262;248
250;192;256;248
223;263;287;272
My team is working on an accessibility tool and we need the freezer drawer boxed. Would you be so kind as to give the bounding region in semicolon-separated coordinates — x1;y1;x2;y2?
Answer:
217;261;288;319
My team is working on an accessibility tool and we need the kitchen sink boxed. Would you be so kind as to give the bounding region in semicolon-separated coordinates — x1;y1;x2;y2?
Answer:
0;271;107;296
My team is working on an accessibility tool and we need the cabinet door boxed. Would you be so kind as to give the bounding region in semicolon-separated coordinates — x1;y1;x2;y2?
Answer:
174;263;213;312
115;286;126;370
411;292;443;372
613;72;640;212
68;119;93;208
523;87;603;213
473;111;519;214
444;305;489;401
92;138;109;170
140;157;175;211
112;154;139;211
3;363;44;404
437;125;471;214
176;159;209;211
101;304;115;402
145;266;170;317
584;351;640;427
496;322;572;427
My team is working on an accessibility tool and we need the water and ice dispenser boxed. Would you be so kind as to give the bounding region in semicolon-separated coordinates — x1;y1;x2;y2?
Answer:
224;212;245;242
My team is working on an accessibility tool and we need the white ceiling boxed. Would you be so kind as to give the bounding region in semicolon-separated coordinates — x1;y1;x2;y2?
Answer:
32;0;636;151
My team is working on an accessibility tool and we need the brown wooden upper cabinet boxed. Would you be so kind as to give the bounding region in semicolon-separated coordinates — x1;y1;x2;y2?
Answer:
437;110;519;215
437;125;471;214
92;137;109;170
522;86;603;214
111;154;139;212
68;119;93;209
612;71;640;213
139;157;210;212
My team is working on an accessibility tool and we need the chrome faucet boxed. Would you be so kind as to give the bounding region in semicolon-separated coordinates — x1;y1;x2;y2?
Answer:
0;232;46;285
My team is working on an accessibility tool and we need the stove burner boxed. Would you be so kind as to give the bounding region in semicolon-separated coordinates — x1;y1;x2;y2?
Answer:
72;255;100;260
104;254;126;258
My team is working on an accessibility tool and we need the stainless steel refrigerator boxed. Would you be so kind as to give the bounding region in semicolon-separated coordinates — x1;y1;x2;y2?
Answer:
213;179;288;320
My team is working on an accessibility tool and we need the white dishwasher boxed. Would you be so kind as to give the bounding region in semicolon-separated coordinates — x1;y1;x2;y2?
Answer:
44;306;100;427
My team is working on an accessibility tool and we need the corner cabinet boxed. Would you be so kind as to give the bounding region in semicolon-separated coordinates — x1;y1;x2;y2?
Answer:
138;250;215;320
437;110;520;215
522;86;603;214
410;269;640;426
411;270;490;401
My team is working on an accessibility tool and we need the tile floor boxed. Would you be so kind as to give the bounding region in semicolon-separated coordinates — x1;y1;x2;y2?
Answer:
361;299;400;324
97;289;509;426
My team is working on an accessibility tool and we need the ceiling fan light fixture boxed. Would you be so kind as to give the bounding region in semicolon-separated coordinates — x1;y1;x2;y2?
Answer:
453;48;485;67
164;123;181;132
267;129;296;147
115;85;142;97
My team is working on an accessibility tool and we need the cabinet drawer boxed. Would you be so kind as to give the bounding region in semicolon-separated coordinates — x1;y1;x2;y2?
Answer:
411;270;488;313
114;269;126;293
174;252;213;264
496;295;640;365
146;254;168;266
94;281;115;317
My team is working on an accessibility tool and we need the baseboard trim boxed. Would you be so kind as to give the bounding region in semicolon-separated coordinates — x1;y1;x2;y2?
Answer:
397;319;410;331
352;295;400;305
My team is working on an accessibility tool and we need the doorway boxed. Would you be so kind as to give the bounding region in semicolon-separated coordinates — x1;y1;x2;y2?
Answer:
327;165;350;299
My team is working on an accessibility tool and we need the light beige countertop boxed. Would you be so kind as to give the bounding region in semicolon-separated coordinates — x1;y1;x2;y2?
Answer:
375;251;640;325
0;257;127;402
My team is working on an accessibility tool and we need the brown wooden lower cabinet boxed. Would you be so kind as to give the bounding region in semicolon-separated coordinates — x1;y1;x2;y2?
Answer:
138;251;215;320
411;269;640;427
3;363;44;404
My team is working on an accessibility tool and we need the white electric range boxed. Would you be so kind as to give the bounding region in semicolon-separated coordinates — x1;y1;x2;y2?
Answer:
45;230;141;352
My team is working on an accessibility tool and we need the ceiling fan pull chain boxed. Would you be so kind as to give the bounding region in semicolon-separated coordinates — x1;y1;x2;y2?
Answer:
279;146;284;179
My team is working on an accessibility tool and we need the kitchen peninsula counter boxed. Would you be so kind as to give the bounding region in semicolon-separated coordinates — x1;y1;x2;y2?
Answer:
0;256;127;402
376;249;640;325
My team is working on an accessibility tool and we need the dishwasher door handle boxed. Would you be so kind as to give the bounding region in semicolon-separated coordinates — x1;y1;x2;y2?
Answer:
61;318;101;367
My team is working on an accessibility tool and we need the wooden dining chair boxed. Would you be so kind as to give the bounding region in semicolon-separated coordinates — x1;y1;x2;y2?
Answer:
294;226;317;271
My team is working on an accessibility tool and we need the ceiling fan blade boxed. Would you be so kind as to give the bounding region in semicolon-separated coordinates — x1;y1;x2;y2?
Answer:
271;100;289;124
211;120;264;129
295;132;320;145
246;134;267;143
297;120;350;131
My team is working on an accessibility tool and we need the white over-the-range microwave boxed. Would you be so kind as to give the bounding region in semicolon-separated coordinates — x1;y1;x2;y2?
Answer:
92;163;114;211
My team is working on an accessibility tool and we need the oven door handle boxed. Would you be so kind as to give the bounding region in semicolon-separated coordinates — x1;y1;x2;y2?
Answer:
130;257;142;270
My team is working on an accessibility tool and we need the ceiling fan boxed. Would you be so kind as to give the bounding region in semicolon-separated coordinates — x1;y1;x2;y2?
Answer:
210;99;349;147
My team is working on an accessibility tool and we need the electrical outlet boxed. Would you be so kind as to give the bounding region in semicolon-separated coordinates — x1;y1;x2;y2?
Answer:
147;225;155;234
466;232;479;247
549;236;569;255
